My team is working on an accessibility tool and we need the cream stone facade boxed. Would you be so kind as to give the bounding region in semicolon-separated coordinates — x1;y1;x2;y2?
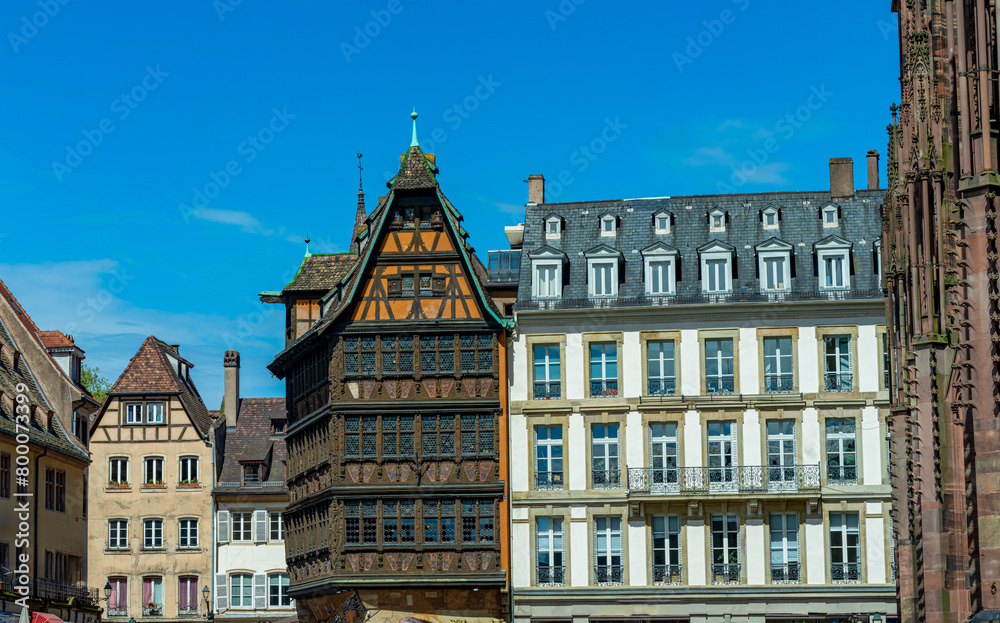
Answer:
87;337;214;623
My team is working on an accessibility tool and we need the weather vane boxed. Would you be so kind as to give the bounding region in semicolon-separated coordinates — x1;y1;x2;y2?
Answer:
357;153;363;188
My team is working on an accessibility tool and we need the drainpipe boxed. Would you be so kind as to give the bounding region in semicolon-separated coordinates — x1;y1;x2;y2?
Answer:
33;446;48;590
207;429;216;621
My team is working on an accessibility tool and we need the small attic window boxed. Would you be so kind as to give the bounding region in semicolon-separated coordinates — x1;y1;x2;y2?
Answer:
709;209;726;232
823;205;839;227
654;212;671;234
762;208;779;229
545;216;562;238
600;215;617;236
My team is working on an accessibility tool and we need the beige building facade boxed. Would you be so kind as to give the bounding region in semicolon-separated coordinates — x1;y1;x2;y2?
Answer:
87;336;214;623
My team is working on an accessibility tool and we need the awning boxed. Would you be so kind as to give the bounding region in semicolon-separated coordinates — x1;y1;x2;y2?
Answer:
31;613;65;623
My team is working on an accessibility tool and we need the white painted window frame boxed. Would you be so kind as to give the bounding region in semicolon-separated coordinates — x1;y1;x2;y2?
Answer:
763;207;779;229
532;260;562;299
758;249;791;292
654;211;671;234
589;258;618;297
709;209;726;232
701;248;732;293
545;217;562;238
600;214;617;236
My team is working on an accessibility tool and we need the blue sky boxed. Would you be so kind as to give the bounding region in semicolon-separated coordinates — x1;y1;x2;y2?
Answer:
0;0;900;408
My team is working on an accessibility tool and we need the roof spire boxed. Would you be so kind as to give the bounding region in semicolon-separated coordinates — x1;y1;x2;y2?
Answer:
410;108;419;148
350;153;366;254
304;233;311;258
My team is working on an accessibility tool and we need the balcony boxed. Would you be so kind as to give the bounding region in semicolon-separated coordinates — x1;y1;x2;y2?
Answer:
536;565;565;586
831;562;861;583
627;465;821;496
515;289;886;312
107;606;128;617
647;378;676;396
711;563;741;584
827;465;858;485
770;562;801;584
533;381;562;400
653;564;682;585
143;604;163;616
824;371;854;392
1;573;101;606
590;379;618;398
592;469;621;489
535;471;564;490
764;375;794;393
706;377;735;394
594;565;623;586
487;250;520;283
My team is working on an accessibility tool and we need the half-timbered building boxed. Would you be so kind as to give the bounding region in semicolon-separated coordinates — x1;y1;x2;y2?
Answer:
266;116;512;623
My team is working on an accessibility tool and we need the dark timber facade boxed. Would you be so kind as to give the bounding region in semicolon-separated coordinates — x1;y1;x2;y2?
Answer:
267;133;511;623
885;2;1000;623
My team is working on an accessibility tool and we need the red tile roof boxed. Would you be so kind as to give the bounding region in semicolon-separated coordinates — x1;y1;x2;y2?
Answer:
37;330;76;349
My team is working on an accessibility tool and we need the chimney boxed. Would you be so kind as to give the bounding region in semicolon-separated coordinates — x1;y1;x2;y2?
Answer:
829;157;854;199
223;351;240;428
528;174;545;204
867;150;880;190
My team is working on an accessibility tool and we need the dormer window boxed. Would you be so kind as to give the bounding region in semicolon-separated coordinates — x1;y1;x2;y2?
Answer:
698;241;735;294
642;242;678;296
755;239;793;292
822;205;839;227
529;247;568;299
874;240;882;284
545;216;562;239
585;245;623;298
762;207;779;229
709;209;726;232
600;214;617;236
815;236;852;290
654;211;671;234
243;464;261;486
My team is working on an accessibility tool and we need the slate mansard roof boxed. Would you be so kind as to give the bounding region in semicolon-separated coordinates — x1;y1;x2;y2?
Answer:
516;189;885;307
215;396;287;494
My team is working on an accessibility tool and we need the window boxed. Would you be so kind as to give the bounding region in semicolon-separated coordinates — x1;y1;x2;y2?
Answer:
532;344;561;399
649;423;679;493
822;254;847;288
823;205;839;226
590;261;617;297
654;211;671;234
461;499;495;543
830;513;861;582
647;340;676;395
763;336;794;392
882;332;890;390
545;216;562;237
143;519;163;549
179;518;198;548
345;500;377;544
535;426;563;489
647;260;674;295
875;240;882;284
422;500;455;543
536;517;564;585
709;209;726;232
269;511;284;541
45;468;54;510
594;517;623;585
600;214;617;235
459;334;493;373
418;335;455;374
766;420;797;490
761;254;789;291
142;577;163;616
343;336;377;375
126;403;142;424
460;414;494;456
770;513;800;583
705;259;728;293
816;237;852;290
711;514;740;584
146;403;163;424
109;457;129;486
652;515;682;584
380;335;414;374
382;415;415;457
826;419;857;484
144;457;163;485
178;576;199;615
345;416;376;458
705;338;735;393
382;500;416;544
269;574;291;608
179;456;198;484
230;573;253;608
243;464;262;485
707;421;737;492
534;263;561;298
108;519;128;550
107;577;128;616
231;511;252;542
591;424;620;488
763;208;779;228
421;415;455;456
589;342;618;397
0;453;10;498
823;335;853;391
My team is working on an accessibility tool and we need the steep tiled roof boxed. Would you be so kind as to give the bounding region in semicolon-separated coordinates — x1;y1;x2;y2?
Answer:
284;253;359;292
518;189;885;303
38;330;76;350
215;397;287;494
388;146;439;190
107;336;212;434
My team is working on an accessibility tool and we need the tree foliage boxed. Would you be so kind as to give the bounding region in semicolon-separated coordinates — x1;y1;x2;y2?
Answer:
81;364;111;402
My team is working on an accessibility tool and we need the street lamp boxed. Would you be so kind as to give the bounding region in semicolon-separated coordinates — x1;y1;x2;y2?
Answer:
104;583;112;602
872;615;883;623
203;586;212;620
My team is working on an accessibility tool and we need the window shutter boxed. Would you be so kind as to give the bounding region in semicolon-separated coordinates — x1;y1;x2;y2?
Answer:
432;276;446;295
215;573;228;610
387;278;401;297
253;510;267;543
253;573;266;610
217;511;230;544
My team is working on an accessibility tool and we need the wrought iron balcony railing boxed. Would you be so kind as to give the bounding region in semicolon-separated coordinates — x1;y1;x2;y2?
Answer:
143;604;163;616
1;573;101;606
764;375;794;392
515;289;885;311
706;377;735;394
627;464;821;495
595;564;623;586
535;471;564;489
770;562;801;584
824;372;854;392
826;465;858;485
533;381;562;399
711;563;741;584
590;379;619;398
653;564;682;585
831;562;862;583
647;378;677;396
592;469;621;489
536;565;565;586
106;606;128;617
